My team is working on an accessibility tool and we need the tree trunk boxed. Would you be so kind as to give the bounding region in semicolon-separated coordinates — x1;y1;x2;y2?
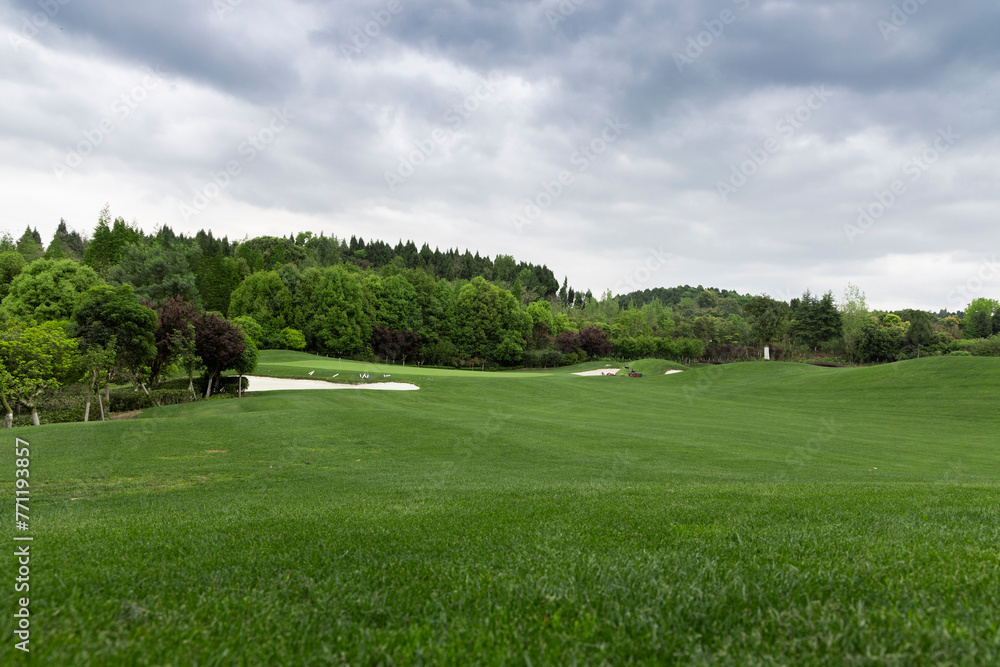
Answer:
1;393;12;428
238;373;243;398
30;407;39;426
84;369;96;423
205;372;215;399
97;391;106;421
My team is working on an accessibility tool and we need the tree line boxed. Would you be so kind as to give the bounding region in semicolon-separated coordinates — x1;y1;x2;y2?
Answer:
2;206;999;424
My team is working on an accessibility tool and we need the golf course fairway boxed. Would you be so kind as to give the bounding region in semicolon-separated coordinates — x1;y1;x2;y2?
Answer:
3;351;998;664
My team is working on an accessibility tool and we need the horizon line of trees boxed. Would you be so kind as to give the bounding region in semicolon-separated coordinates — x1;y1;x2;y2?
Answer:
3;207;1000;426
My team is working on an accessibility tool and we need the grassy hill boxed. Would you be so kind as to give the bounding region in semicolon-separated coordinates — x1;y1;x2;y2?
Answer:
4;354;999;663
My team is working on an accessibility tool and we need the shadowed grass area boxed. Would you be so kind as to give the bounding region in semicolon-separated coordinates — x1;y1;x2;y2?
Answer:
3;353;999;664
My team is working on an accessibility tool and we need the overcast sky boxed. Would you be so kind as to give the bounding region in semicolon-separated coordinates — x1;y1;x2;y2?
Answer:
1;0;998;311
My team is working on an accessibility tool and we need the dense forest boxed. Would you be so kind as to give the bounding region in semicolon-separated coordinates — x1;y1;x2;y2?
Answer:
2;206;999;425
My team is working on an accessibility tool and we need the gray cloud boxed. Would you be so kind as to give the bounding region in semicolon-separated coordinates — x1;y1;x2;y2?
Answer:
1;0;999;310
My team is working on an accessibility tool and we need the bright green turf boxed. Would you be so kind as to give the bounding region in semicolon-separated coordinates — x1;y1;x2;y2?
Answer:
3;354;999;664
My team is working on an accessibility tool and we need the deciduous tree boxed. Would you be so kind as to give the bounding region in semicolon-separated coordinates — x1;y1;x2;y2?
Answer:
228;270;293;347
1;259;103;322
147;296;199;387
963;298;999;338
74;285;157;392
577;325;611;359
0;321;79;426
857;319;900;363
195;312;246;398
744;295;789;352
839;283;869;363
453;277;531;365
0;251;26;300
904;311;935;358
297;265;370;356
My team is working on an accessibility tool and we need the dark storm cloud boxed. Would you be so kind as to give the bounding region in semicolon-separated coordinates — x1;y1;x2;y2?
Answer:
9;0;299;102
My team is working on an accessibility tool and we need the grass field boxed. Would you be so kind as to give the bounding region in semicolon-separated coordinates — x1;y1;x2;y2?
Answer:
3;352;999;664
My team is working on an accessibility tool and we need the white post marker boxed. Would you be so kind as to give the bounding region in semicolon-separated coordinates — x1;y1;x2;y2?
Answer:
764;346;770;360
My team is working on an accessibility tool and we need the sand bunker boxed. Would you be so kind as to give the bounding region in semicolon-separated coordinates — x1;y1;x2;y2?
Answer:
571;368;621;376
665;370;684;375
245;376;419;391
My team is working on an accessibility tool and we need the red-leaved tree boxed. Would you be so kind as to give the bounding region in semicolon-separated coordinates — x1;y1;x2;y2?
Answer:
577;326;611;359
146;296;198;387
195;312;246;398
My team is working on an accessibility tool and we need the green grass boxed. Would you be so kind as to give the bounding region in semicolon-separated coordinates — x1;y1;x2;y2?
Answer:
245;349;550;382
3;353;1000;664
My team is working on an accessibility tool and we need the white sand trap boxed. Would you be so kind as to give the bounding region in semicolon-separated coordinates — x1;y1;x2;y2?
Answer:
665;370;684;375
245;376;419;391
572;368;621;376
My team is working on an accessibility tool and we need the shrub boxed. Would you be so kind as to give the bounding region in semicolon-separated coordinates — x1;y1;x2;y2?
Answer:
521;348;565;368
954;335;1000;357
108;388;198;412
281;327;307;350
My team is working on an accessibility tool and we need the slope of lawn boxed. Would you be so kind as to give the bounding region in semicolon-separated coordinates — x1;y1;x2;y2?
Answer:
247;349;550;382
3;355;999;664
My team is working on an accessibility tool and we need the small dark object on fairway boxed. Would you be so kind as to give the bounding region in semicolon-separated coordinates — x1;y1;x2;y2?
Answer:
305;461;310;465
667;489;675;494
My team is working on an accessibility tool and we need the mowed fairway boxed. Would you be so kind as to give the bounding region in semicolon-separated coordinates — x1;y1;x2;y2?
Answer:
4;352;1000;664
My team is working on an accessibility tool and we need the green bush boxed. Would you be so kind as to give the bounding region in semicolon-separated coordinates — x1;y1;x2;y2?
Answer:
108;388;198;412
281;327;307;350
521;347;566;368
954;335;1000;357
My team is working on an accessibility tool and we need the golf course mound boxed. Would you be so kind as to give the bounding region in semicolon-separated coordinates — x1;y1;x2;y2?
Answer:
622;358;689;375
